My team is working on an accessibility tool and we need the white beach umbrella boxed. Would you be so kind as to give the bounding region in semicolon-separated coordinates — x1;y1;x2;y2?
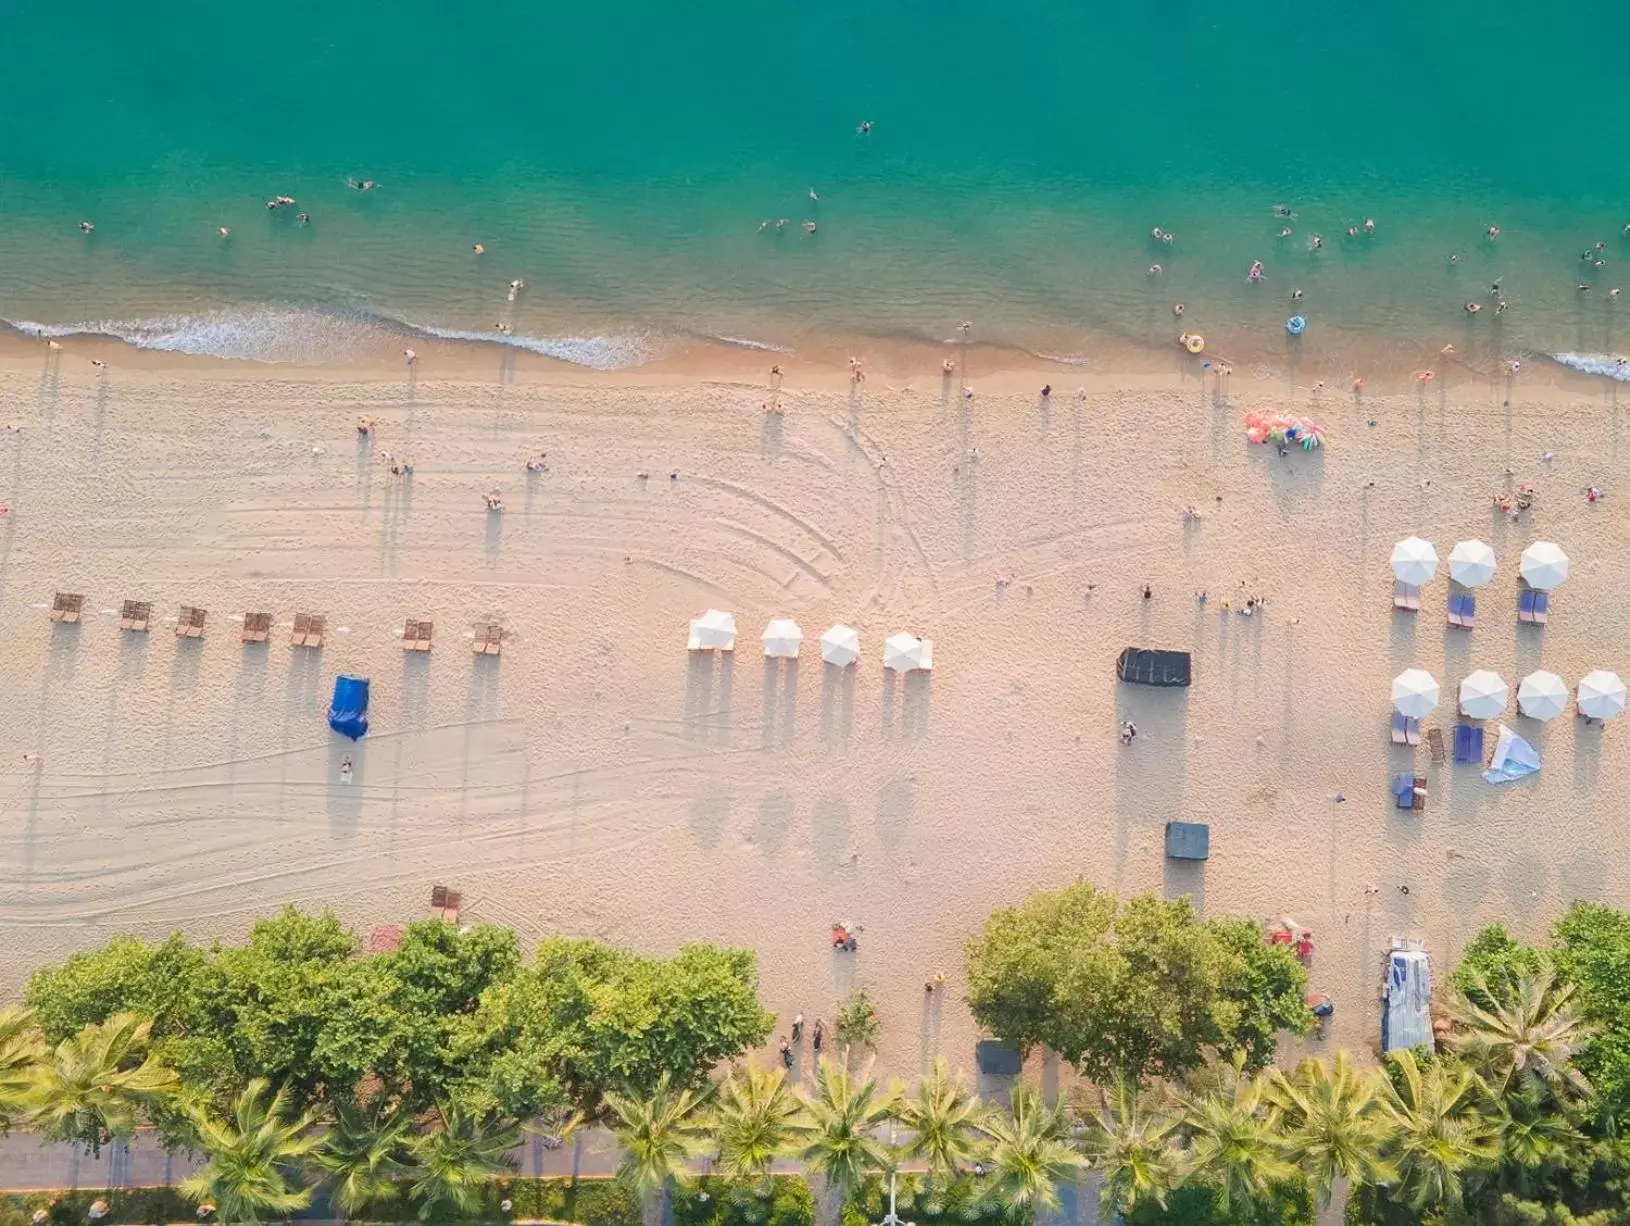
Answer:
1392;668;1440;718
883;632;933;674
761;618;804;659
1458;670;1509;719
686;609;737;651
1517;670;1568;721
1577;670;1627;721
819;624;860;667
1520;541;1570;591
1448;539;1498;588
1390;537;1439;585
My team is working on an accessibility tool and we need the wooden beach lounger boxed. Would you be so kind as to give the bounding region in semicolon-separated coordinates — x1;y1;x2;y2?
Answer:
1426;727;1446;764
473;621;503;656
1393;581;1421;612
176;605;206;638
49;592;84;623
241;612;272;644
118;600;151;633
429;884;461;923
403;619;433;652
292;612;326;648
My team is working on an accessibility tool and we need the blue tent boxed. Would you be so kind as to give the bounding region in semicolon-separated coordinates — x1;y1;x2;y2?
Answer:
328;675;370;740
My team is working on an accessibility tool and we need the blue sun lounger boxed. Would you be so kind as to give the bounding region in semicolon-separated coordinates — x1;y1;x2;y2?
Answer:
1390;713;1420;745
1518;589;1550;624
1447;593;1476;629
1394;774;1416;808
1453;723;1484;764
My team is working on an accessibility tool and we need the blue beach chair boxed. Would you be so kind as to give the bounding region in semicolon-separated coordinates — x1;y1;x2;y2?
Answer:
1453;723;1484;764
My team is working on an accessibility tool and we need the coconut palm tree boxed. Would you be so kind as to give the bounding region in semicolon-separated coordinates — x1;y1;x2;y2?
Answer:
604;1072;712;1226
312;1094;413;1219
894;1058;979;1184
0;1006;44;1130
795;1061;895;1218
180;1078;322;1225
709;1064;802;1185
1175;1052;1295;1216
1267;1052;1396;1209
977;1082;1084;1216
1445;969;1594;1102
1377;1050;1499;1211
26;1012;178;1155
1486;1086;1584;1195
1077;1078;1176;1218
406;1097;519;1222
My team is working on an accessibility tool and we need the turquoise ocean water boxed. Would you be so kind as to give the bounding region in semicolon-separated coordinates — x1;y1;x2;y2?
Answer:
2;0;1628;375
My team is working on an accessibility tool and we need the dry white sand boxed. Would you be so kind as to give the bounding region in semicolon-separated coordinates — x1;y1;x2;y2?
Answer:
0;349;1627;1083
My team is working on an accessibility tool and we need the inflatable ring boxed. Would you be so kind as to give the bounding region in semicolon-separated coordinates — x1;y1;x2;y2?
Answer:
1286;314;1307;336
1183;333;1205;354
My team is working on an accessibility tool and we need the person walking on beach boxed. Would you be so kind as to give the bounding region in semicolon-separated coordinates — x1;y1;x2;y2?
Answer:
1120;720;1138;745
812;1019;825;1055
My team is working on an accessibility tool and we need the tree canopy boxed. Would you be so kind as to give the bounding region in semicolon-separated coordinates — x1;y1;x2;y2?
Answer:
963;882;1309;1082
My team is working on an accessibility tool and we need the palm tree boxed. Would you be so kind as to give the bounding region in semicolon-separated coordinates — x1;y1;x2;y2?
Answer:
1077;1078;1176;1218
795;1061;895;1218
977;1082;1084;1216
894;1058;979;1184
1175;1053;1295;1216
604;1072;712;1226
180;1078;322;1225
406;1097;519;1222
1267;1052;1396;1209
1445;968;1594;1101
1376;1050;1499;1211
1487;1086;1584;1193
0;1006;44;1130
26;1012;178;1155
710;1064;802;1185
313;1095;413;1218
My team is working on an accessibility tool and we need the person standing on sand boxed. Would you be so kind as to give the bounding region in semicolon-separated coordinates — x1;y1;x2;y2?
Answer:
812;1019;825;1054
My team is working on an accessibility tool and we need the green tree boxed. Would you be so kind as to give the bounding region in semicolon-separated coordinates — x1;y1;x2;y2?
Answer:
795;1061;894;1213
833;990;881;1056
1552;903;1630;1120
1445;969;1594;1102
894;1057;979;1181
180;1078;321;1225
1078;1078;1178;1217
1377;1049;1499;1211
1451;925;1550;1010
0;1005;45;1129
312;1094;413;1218
977;1082;1083;1215
710;1063;803;1184
463;938;772;1114
27;1012;179;1155
1267;1052;1396;1209
1175;1052;1296;1217
605;1072;712;1226
405;1097;519;1222
963;883;1308;1083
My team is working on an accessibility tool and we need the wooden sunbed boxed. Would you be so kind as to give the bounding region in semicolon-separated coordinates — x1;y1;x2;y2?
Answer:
49;592;84;623
1425;727;1446;764
118;600;151;633
473;621;503;656
176;605;206;638
292;612;326;648
1393;581;1421;612
241;612;272;644
403;619;433;652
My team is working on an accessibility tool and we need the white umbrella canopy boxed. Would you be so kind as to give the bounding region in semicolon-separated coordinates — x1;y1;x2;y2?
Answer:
883;632;933;674
1578;670;1627;721
1517;670;1568;721
1392;668;1440;718
1448;539;1498;588
819;624;860;667
1458;670;1509;719
1521;541;1570;590
686;609;737;651
761;618;804;658
1390;537;1439;585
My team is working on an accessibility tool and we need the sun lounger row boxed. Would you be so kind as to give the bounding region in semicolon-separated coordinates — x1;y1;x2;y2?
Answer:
1397;582;1550;625
46;593;503;655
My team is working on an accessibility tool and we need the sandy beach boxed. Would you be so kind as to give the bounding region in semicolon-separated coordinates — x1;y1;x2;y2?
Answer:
0;339;1627;1083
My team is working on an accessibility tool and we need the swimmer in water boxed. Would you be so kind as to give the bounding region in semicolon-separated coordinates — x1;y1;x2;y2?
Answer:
1248;261;1264;282
1579;283;1593;293
858;120;872;134
1496;299;1509;313
1147;264;1162;276
1449;253;1461;263
775;218;788;231
296;212;309;225
1465;301;1482;314
218;226;230;238
1364;217;1376;232
1291;288;1304;300
495;322;511;334
1277;227;1293;239
348;178;378;191
1161;230;1174;245
1486;224;1500;239
1346;226;1358;238
79;221;94;233
1150;227;1164;241
1309;234;1324;250
1172;303;1185;316
1611;288;1622;301
804;221;817;233
809;188;819;202
1273;204;1293;218
473;243;486;255
508;278;525;301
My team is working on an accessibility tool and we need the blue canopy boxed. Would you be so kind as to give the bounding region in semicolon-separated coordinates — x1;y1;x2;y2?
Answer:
328;675;370;740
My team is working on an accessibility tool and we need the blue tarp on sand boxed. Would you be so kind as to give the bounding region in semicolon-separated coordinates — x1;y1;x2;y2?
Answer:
1381;944;1433;1054
328;675;370;740
1483;724;1541;784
